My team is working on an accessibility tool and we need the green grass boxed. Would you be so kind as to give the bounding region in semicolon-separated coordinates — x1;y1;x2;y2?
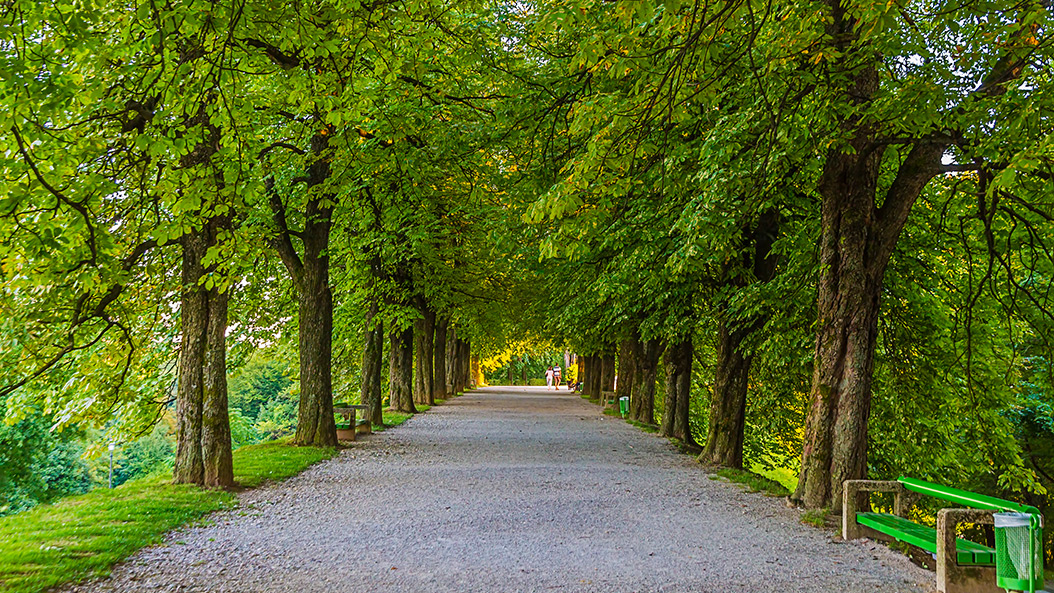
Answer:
373;406;430;432
750;463;799;492
714;468;791;497
0;439;338;593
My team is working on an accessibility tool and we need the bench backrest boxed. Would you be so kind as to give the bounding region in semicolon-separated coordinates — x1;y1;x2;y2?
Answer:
898;476;1041;514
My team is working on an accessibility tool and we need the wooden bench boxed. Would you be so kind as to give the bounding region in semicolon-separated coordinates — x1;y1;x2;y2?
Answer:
333;404;372;441
600;390;617;409
844;476;1042;593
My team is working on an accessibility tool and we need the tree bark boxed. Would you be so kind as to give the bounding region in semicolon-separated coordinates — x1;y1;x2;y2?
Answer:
268;132;337;448
581;355;593;396
361;300;384;426
700;319;754;468
617;335;640;409
471;354;482;388
661;338;695;446
201;274;233;488
175;218;234;488
456;339;470;393
445;326;457;394
413;303;435;406
601;355;615;391
389;325;416;413
174;229;208;485
630;340;662;425
433;317;448;400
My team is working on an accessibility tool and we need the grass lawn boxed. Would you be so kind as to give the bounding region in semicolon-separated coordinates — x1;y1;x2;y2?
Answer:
750;463;799;493
0;438;338;593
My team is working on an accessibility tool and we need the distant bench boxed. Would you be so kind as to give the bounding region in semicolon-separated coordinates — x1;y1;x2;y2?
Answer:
843;476;1041;593
333;404;372;441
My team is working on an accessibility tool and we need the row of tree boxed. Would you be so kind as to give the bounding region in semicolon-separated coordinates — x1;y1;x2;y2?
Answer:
2;0;1052;536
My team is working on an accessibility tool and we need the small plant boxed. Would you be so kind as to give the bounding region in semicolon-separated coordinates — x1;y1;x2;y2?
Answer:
801;508;831;528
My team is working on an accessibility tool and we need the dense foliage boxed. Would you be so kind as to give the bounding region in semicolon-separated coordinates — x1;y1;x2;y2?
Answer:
1;0;1052;563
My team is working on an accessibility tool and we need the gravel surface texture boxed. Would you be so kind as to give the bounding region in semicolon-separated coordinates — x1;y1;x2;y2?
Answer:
64;386;934;593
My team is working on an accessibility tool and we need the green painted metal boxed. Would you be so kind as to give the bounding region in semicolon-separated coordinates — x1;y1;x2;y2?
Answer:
898;477;1041;514
856;512;996;566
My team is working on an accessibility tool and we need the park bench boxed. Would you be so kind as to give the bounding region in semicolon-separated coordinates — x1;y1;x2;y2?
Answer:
600;390;617;409
333;404;372;441
843;476;1042;593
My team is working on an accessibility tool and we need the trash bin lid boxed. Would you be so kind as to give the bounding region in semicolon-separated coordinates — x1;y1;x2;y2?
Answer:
994;512;1042;528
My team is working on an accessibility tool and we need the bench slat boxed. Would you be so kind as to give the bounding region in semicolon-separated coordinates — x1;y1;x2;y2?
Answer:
897;477;1040;514
856;512;995;566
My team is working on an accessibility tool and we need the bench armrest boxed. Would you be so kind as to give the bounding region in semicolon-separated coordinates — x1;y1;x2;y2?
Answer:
843;480;918;539
936;508;995;588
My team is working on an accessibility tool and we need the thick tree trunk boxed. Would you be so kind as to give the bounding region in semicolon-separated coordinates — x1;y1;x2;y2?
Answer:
471;354;482;388
588;355;602;398
456;340;470;393
793;12;889;509
294;261;336;446
433;318;448;400
630;340;662;425
581;356;593;395
661;338;695;446
201;278;233;488
445;326;457;394
617;336;640;409
361;301;384;426
600;353;616;398
174;230;208;485
413;304;435;406
700;320;754;468
701;210;779;467
389;326;416;413
269;132;337;448
175;219;234;488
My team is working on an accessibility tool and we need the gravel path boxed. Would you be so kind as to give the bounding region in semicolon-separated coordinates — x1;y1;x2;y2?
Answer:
66;386;933;593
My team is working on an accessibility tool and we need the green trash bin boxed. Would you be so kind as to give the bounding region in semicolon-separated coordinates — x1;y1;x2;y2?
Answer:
993;512;1044;592
618;396;629;418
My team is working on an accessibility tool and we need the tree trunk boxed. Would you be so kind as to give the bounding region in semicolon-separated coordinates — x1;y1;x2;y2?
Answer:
201;275;233;488
792;9;888;509
433;318;448;400
471;354;482;388
174;230;208;485
446;326;457;394
413;304;435;406
175;219;234;488
630;340;662;425
361;301;384;426
389;326;416;413
700;320;754;468
507;360;515;386
294;258;336;446
581;355;593;395
617;336;640;409
600;354;616;392
456;340;470;393
268;132;337;448
661;338;695;446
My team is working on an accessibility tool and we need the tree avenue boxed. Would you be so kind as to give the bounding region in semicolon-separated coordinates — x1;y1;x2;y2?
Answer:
2;0;1054;562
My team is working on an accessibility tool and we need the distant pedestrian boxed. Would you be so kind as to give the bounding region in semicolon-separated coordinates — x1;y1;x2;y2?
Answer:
545;366;555;390
553;367;562;390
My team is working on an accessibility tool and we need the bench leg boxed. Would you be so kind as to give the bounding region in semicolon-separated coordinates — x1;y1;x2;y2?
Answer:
937;509;1000;593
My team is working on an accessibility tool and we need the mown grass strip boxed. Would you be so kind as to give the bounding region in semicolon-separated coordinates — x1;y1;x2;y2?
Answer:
714;468;791;497
0;439;338;593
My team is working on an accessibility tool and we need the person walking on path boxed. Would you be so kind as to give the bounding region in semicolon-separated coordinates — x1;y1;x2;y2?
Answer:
545;366;555;390
553;367;562;390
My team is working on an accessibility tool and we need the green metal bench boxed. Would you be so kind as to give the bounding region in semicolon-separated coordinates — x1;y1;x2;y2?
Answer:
843;476;1041;593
